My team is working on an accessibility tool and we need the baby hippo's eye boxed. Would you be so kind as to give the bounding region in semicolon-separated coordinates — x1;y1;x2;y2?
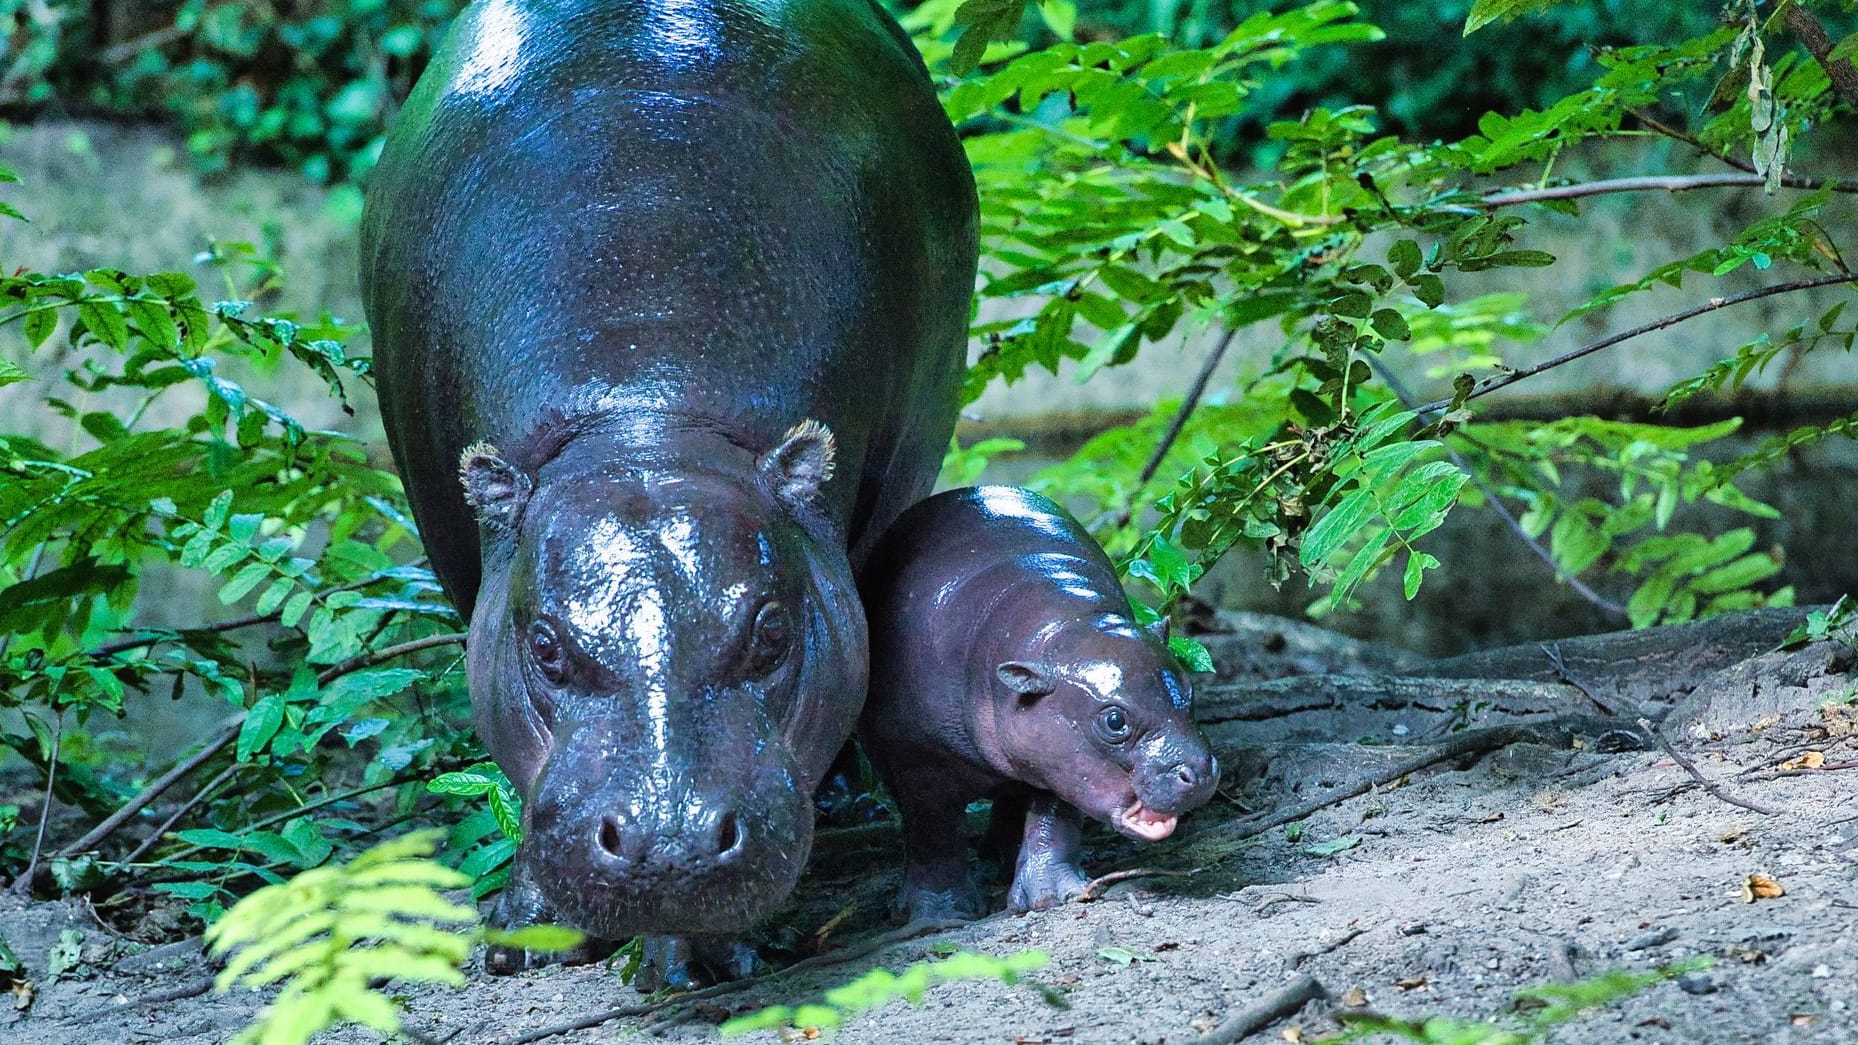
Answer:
748;600;792;675
529;618;566;682
1095;704;1132;743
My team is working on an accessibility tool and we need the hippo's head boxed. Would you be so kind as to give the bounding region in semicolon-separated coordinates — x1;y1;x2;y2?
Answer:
459;420;865;937
993;615;1217;841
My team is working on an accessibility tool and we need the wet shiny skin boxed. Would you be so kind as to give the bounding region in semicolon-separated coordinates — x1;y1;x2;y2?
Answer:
859;487;1220;920
359;0;977;979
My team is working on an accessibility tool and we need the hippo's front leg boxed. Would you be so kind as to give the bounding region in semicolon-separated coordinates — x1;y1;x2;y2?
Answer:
485;844;623;974
633;936;763;992
1007;792;1092;913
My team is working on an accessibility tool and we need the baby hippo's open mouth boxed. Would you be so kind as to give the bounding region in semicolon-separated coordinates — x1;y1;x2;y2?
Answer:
1111;798;1178;841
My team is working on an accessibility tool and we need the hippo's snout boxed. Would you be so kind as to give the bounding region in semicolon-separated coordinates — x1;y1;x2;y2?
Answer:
588;805;747;875
523;723;815;938
1137;750;1220;816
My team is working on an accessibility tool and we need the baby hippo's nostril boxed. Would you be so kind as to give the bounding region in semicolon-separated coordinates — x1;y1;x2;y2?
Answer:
714;811;744;863
1175;764;1199;789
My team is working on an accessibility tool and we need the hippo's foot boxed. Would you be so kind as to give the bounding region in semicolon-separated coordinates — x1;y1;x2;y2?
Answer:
483;849;622;975
633;935;763;993
897;874;985;923
1007;793;1091;913
486;934;622;975
1006;859;1092;913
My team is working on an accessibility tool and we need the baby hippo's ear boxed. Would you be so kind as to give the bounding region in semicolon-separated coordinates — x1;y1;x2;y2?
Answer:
1146;616;1171;643
759;419;837;510
997;661;1056;702
460;442;532;530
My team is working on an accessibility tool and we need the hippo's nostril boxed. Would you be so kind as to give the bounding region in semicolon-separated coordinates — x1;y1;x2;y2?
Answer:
1176;764;1198;788
714;811;744;862
596;815;626;862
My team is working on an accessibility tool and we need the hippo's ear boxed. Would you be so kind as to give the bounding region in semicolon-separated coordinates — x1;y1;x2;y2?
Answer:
997;661;1056;702
1146;616;1171;644
758;419;836;509
459;442;532;530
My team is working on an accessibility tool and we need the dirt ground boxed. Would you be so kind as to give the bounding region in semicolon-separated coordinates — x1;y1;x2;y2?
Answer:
4;611;1856;1044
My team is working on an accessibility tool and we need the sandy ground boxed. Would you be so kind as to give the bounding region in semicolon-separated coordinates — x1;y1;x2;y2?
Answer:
5;628;1856;1045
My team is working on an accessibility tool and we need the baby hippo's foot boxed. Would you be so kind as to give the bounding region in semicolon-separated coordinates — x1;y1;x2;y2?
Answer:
1007;858;1092;913
632;935;762;993
1008;793;1091;913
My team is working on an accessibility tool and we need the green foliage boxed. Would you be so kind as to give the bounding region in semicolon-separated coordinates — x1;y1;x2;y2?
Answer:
719;948;1052;1037
922;0;1851;616
1780;594;1858;654
206;829;477;1045
2;0;461;181
426;761;522;898
0;170;478;916
1327;960;1707;1043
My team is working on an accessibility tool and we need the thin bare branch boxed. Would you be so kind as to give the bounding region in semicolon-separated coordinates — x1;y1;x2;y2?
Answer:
314;632;467;685
1483;172;1856;207
1638;717;1780;817
57;718;242;858
1415;275;1858;416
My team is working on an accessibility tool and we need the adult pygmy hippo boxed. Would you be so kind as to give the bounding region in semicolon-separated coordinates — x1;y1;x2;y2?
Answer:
859;487;1219;919
359;0;976;984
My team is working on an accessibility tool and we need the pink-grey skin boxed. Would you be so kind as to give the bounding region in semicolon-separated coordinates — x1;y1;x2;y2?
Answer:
859;487;1219;919
360;0;976;990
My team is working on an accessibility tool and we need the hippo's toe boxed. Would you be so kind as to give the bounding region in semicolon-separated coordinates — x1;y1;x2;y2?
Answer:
1007;861;1092;914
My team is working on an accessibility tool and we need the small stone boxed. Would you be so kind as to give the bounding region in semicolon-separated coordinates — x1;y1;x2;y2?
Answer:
1677;972;1717;995
1812;964;1833;979
1625;927;1679;951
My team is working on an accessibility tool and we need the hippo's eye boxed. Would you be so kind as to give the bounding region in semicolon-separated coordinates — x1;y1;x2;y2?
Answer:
1095;705;1132;743
748;600;792;675
529;618;566;682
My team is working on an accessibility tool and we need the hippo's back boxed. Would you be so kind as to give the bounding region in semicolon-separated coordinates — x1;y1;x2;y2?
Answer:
862;486;1123;625
361;0;976;614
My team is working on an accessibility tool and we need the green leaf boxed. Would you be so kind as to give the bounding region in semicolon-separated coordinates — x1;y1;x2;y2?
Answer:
239;695;287;762
1303;834;1363;857
0;358;26;388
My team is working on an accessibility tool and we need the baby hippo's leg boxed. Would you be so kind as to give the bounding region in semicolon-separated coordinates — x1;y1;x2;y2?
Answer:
893;768;985;921
1007;793;1093;913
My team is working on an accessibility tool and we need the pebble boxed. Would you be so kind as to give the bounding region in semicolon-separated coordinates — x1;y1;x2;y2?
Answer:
1624;927;1679;951
1677;972;1717;995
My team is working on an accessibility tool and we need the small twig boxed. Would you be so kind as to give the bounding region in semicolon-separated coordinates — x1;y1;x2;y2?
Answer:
58;718;243;859
96;24;192;65
496;919;966;1045
1481;172;1857;207
316;632;467;685
1638;717;1779;817
1110;327;1239;531
1414;275;1858;418
1290;925;1369;968
92;610;279;657
118;762;249;868
1538;642;1620;716
12;714;63;894
146;775;420;869
1181;973;1328;1045
57;975;217;1024
1734;761;1858;783
1078;866;1197;901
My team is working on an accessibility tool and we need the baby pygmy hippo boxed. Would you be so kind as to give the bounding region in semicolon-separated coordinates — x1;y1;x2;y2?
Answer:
859;486;1218;920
